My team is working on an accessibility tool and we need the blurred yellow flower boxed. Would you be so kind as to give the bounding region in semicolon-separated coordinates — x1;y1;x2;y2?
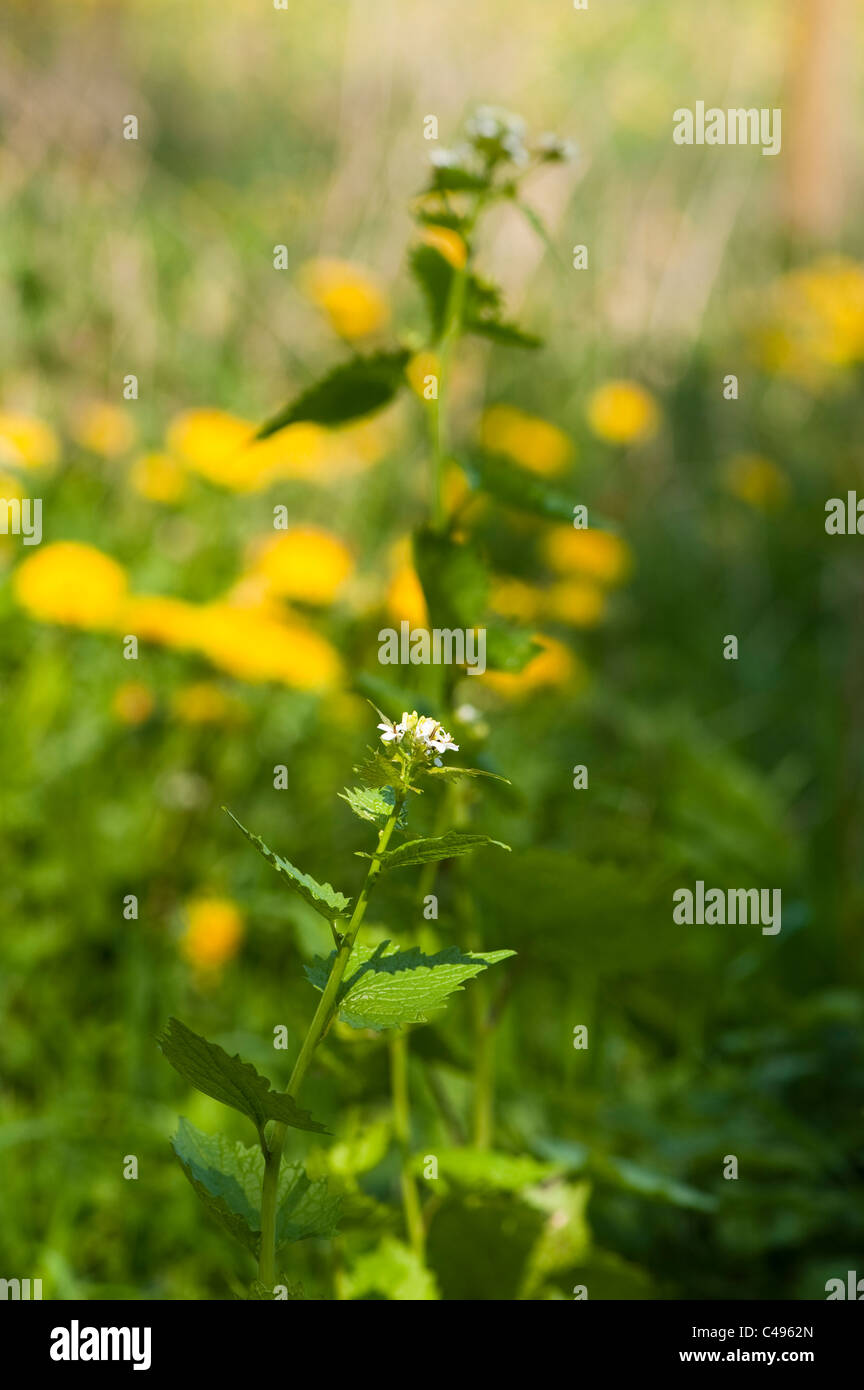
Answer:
14;542;128;629
130;451;188;504
543;579;607;627
119;595;201;649
756;258;864;389
722;454;789;511
299;258;389;339
0;413;59;469
586;380;659;445
406;350;441;401
490;576;543;623
443;461;472;516
181;896;245;972
0;470;24;501
247;527;354;604
172;681;245;725
543;527;632;586
166;408;261;491
386;539;429;627
482;634;584;697
419;225;468;270
195;603;342;689
112;681;155;725
245;422;332;483
73;403;136;457
480;405;572;476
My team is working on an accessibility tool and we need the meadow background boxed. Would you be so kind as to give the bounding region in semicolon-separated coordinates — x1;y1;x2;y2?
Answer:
1;0;863;1300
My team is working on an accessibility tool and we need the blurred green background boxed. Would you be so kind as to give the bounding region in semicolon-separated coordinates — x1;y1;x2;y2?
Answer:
1;0;863;1300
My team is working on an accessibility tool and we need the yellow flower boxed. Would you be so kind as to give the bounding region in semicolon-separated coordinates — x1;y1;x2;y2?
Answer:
299;259;389;339
166;409;262;491
586;380;659;445
0;471;24;501
489;576;543;623
419;225;468;270
14;542;128;629
118;595;201;649
0;413;60;469
479;405;572;476
386;539;429;627
181;897;245;971
543;527;632;586
72;403;136;457
756;258;864;389
130;452;188;503
112;682;155;725
543;579;607;627
247;423;333;483
172;681;244;725
482;634;585;697
247;527;354;605
405;351;441;401
722;454;789;511
195;603;343;689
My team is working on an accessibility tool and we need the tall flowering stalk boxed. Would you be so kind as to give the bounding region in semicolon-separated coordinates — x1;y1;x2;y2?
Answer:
158;707;512;1296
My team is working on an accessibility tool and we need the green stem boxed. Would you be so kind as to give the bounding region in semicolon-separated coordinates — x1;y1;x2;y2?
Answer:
472;973;494;1149
257;794;404;1287
389;1029;425;1257
428;201;482;531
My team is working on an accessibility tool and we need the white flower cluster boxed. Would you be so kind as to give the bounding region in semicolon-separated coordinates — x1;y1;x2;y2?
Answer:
378;710;459;764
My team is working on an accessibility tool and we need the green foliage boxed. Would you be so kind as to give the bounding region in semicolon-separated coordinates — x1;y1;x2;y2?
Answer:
339;784;400;828
305;941;514;1029
359;830;510;871
225;809;351;924
340;1237;439;1300
172;1119;340;1256
461;452;577;522
158;1019;327;1139
257;349;410;438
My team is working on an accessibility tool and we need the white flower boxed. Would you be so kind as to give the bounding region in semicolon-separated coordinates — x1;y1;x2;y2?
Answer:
377;710;458;760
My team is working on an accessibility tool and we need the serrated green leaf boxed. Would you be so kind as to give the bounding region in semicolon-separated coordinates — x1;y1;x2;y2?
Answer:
172;1118;260;1253
359;830;509;871
159;1018;327;1136
339;784;401;828
256;349;410;438
351;745;399;790
304;939;514;1030
225;808;351;923
423;765;511;785
465;315;543;349
462;452;576;522
171;1119;341;1256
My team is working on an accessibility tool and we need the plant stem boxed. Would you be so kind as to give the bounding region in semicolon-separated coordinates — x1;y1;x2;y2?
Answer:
389;1029;425;1257
428;202;482;532
472;972;494;1149
257;795;404;1287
